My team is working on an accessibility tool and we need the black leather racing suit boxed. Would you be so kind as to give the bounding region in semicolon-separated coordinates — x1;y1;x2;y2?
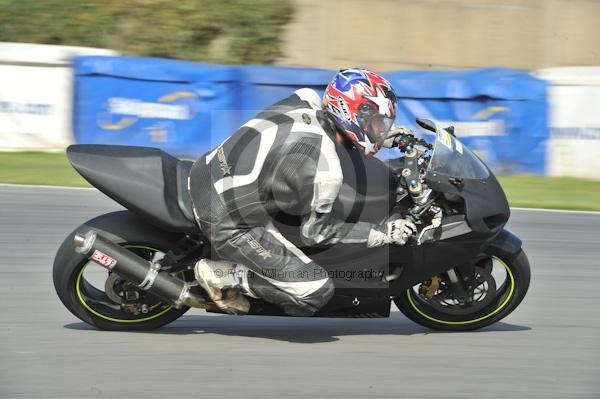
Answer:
188;89;378;316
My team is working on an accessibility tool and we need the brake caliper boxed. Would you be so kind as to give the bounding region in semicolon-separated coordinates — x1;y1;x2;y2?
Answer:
420;276;441;299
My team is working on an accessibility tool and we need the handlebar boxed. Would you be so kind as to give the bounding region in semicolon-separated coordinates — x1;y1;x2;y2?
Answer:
395;134;433;151
389;131;433;152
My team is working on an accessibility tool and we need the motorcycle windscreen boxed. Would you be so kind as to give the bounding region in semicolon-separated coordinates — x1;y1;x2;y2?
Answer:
428;129;489;179
424;129;509;235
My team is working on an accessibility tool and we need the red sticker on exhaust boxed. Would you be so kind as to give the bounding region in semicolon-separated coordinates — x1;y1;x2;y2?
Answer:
91;250;117;270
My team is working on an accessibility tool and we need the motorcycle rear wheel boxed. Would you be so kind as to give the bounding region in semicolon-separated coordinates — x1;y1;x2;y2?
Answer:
394;250;530;331
53;211;191;331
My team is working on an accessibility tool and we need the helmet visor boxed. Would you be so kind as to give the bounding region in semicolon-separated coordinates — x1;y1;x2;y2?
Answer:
369;114;394;145
357;98;396;148
360;112;395;147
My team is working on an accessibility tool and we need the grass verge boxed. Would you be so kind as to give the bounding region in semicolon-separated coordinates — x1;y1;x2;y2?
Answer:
0;151;90;188
1;152;599;211
497;176;600;211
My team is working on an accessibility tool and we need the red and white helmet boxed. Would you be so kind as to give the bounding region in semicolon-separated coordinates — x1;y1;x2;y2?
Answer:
323;68;397;157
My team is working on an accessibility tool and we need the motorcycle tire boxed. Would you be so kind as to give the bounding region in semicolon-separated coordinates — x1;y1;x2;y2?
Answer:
394;249;531;331
53;211;191;331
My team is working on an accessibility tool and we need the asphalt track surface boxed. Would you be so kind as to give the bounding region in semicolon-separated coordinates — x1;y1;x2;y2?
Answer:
1;184;599;399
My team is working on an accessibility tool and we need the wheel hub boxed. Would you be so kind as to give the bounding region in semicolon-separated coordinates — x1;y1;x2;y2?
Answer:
419;266;497;315
104;272;157;315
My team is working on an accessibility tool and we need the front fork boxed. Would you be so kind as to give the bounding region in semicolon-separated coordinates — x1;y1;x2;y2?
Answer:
447;262;478;304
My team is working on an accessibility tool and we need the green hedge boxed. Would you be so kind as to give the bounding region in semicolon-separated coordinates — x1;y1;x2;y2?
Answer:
0;0;293;64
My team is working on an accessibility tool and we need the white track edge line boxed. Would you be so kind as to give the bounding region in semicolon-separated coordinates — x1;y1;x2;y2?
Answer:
511;207;600;215
0;183;95;191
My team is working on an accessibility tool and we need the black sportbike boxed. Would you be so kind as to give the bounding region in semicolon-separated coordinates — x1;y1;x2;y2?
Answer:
53;119;530;331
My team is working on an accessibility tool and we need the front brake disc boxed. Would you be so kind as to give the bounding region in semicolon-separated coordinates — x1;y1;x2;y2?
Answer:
423;267;497;316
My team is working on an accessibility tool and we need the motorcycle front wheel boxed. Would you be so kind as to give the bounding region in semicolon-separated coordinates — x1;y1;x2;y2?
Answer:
394;249;531;331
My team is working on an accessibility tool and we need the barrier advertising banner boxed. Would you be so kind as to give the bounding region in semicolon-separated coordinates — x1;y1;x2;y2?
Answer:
536;67;600;179
73;58;548;174
0;42;117;150
73;56;239;158
382;68;549;174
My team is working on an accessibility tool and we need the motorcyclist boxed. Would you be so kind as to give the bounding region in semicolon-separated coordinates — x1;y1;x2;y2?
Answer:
188;68;417;316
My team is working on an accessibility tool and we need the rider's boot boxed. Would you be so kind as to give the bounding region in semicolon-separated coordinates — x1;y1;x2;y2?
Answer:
194;259;251;315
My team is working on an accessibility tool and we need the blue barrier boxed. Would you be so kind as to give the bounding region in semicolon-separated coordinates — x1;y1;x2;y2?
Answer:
381;68;548;174
73;56;239;157
73;58;548;174
236;65;333;126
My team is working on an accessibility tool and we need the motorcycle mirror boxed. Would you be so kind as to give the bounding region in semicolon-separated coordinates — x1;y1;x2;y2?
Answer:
416;118;437;133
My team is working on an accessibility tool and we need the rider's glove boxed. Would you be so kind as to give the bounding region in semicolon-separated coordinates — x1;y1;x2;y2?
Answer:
382;126;414;149
367;218;417;247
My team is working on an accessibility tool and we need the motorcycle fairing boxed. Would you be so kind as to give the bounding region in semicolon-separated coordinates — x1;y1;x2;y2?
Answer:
67;144;198;232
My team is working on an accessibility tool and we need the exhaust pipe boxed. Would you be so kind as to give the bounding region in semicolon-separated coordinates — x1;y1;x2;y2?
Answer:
73;230;207;309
